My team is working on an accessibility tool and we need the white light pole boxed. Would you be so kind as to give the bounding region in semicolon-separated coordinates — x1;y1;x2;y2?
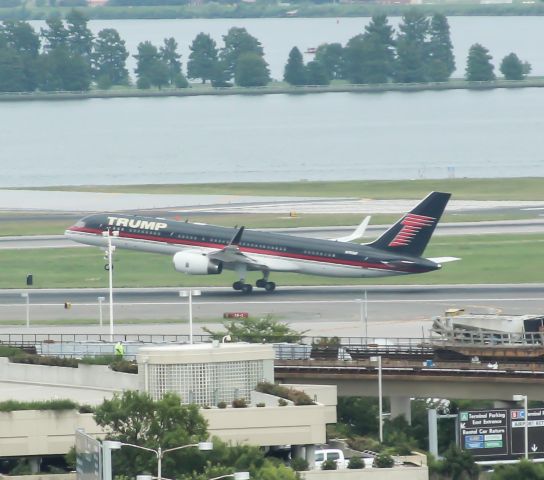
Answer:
356;291;368;340
104;440;213;480
371;355;383;442
102;230;119;342
180;289;201;344
98;296;105;327
513;394;529;460
21;292;29;328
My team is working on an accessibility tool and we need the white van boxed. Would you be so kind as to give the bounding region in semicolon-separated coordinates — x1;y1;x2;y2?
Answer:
314;449;348;470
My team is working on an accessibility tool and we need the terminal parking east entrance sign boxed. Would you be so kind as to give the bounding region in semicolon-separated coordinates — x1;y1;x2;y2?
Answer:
459;408;544;461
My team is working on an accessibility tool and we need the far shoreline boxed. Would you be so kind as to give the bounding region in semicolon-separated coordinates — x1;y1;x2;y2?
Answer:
1;78;543;102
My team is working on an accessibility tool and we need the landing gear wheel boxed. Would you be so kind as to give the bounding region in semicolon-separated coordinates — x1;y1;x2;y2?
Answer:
264;282;276;292
241;283;253;294
232;281;244;291
256;279;266;288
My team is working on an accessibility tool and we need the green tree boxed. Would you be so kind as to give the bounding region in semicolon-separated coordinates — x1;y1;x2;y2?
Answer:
362;14;395;83
1;20;40;57
1;20;40;91
0;46;25;91
41;16;69;52
221;27;264;81
305;60;329;85
338;397;379;436
92;28;129;86
435;446;479;480
314;42;345;80
465;43;495;81
500;52;526;80
94;391;208;479
66;9;93;60
234;51;270;87
187;32;219;84
38;47;91;91
160;37;183;85
426;13;455;82
134;41;169;89
491;459;544;480
394;11;429;83
203;315;304;343
283;46;306;86
344;34;366;83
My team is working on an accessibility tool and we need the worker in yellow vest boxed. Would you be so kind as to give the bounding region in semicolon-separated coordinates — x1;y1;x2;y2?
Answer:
114;341;124;358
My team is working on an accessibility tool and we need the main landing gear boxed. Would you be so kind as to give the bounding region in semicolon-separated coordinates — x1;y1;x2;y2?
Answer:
232;280;276;293
232;268;276;293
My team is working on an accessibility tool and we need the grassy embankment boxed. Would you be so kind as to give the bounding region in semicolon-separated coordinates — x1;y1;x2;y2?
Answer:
3;177;543;236
36;177;544;200
2;78;544;102
1;2;544;20
1;233;541;289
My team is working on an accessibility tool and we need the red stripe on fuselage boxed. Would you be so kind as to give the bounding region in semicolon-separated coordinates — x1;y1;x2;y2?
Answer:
67;226;424;273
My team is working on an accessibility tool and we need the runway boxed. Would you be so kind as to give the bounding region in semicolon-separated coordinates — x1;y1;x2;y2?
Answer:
1;284;542;338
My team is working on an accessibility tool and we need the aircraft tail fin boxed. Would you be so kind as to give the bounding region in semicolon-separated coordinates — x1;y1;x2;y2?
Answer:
367;192;451;257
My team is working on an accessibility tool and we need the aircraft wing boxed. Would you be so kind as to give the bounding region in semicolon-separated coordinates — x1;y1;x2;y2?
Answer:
208;226;299;272
333;216;371;243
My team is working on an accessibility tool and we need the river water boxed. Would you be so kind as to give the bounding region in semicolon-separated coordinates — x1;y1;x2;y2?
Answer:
2;17;543;187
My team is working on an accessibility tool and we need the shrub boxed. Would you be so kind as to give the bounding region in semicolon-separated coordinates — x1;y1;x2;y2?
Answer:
232;398;248;408
78;404;94;414
256;402;265;407
374;453;394;468
278;398;288;407
256;381;314;405
313;336;340;346
290;457;309;471
348;456;365;469
217;401;227;409
0;399;78;412
110;359;138;374
321;459;337;470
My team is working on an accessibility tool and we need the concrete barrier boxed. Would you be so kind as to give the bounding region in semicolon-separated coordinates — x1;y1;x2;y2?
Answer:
300;466;428;480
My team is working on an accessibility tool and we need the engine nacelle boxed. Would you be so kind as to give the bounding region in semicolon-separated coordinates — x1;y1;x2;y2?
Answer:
173;251;223;275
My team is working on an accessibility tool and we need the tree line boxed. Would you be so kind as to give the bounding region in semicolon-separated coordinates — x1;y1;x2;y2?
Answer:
283;12;531;86
0;10;534;93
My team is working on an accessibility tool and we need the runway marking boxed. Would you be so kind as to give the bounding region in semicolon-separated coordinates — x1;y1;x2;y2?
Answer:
0;297;543;307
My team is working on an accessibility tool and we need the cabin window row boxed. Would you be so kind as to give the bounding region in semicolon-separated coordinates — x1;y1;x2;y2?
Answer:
303;250;336;258
240;242;287;252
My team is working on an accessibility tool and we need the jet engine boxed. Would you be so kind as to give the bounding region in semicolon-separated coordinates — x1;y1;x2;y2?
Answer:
173;251;223;275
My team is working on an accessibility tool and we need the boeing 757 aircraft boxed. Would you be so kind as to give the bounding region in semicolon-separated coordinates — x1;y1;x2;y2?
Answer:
65;192;457;293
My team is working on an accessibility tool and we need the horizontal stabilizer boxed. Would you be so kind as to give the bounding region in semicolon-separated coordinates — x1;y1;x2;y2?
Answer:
334;216;371;243
427;257;461;264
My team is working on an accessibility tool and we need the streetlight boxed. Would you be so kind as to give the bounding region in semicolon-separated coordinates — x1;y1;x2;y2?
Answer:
210;473;250;480
180;289;201;344
370;355;383;442
513;394;529;460
102;230;119;342
104;440;213;480
98;296;105;327
20;292;29;328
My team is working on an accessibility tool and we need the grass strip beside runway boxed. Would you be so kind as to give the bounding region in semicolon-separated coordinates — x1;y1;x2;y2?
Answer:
33;177;544;201
0;233;541;288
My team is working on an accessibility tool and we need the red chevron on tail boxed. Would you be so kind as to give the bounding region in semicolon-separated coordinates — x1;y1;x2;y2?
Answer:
388;213;436;247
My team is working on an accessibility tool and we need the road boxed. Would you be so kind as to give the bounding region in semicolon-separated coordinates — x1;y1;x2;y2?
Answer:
2;219;544;250
1;284;542;338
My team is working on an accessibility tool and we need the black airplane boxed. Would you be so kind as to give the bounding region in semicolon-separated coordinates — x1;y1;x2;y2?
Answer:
65;192;457;293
